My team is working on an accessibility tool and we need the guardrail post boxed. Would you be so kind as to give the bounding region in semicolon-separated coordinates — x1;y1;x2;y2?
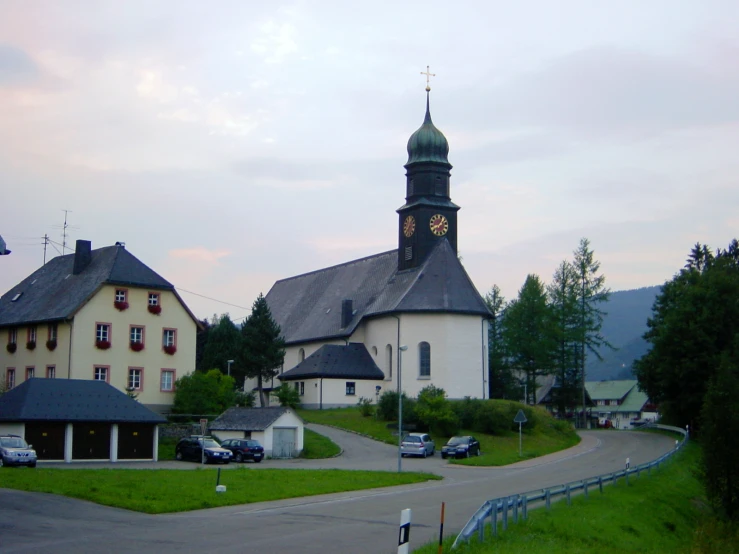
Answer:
477;514;484;542
545;489;551;510
522;495;528;520
566;484;571;506
613;472;617;486
513;495;519;523
598;477;603;493
492;500;498;537
502;497;509;531
584;480;589;498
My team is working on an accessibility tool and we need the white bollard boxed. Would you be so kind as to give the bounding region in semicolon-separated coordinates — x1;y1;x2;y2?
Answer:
216;485;226;493
398;508;411;554
625;457;630;470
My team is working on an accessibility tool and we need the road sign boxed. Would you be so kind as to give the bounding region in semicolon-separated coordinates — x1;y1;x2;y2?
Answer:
514;409;527;424
200;418;208;436
514;409;527;457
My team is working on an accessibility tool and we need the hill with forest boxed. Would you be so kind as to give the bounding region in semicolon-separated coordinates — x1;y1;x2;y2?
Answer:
585;285;661;381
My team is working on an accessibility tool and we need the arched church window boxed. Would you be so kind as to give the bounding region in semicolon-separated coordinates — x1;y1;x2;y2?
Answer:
386;344;393;380
435;176;444;195
299;348;305;362
419;342;431;377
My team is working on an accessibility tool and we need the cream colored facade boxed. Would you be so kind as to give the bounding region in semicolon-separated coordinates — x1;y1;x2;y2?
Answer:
264;312;489;409
2;284;197;411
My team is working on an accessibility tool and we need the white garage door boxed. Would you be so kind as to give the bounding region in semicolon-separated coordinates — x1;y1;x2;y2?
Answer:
272;427;296;458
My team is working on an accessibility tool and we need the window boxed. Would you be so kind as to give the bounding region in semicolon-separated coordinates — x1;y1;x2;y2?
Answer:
94;366;109;382
96;323;110;342
46;365;55;379
160;369;175;392
372;346;377;356
300;382;305;396
163;328;176;347
115;289;127;303
128;368;143;391
346;381;356;396
6;368;15;389
148;292;160;306
385;344;393;380
8;328;17;345
48;323;58;342
26;367;34;380
419;342;431;377
28;326;37;344
405;246;413;261
298;348;305;362
130;326;144;344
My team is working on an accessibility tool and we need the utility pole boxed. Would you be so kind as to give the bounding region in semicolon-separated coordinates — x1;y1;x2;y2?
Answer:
43;234;49;264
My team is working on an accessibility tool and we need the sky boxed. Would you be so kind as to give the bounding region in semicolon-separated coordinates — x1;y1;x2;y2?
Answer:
1;1;738;322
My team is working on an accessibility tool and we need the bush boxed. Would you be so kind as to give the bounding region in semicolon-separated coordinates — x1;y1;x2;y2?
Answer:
415;385;459;436
357;397;374;417
273;383;301;409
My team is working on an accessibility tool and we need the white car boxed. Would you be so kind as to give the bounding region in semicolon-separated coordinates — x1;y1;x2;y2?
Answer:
400;433;435;458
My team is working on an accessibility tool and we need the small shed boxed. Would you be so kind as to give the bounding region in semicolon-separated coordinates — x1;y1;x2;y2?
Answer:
0;378;166;462
210;407;304;458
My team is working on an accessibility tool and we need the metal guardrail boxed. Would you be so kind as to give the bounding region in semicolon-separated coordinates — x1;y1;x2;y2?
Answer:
451;424;688;550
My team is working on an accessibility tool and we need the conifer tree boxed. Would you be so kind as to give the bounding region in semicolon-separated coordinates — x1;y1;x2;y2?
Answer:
484;285;517;399
200;314;241;375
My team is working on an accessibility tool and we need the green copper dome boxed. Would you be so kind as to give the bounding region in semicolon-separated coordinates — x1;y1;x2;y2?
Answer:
406;92;450;166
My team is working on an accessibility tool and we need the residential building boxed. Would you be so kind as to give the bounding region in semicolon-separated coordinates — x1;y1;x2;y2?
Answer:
0;240;199;412
586;379;658;429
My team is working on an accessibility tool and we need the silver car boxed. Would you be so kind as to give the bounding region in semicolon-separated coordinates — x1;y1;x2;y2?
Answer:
400;433;435;458
0;435;37;468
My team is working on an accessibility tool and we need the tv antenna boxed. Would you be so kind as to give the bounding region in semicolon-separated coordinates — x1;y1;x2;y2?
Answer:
51;210;79;254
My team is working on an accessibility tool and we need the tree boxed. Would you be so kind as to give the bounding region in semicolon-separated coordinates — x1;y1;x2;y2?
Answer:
547;260;582;415
635;239;739;428
572;238;612;426
273;382;301;409
415;385;459;436
700;348;739;520
200;314;241;376
484;285;518;399
502;274;557;405
195;317;213;372
171;369;238;415
238;293;286;407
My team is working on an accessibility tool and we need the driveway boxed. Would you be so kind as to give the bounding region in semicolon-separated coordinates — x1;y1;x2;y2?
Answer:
2;427;677;553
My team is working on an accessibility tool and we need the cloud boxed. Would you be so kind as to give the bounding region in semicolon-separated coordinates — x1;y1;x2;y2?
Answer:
169;247;231;264
0;44;39;85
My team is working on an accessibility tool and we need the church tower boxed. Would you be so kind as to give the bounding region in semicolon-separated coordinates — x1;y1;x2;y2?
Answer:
397;87;460;271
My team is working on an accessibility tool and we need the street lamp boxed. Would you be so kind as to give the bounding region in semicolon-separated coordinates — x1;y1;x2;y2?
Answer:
227;359;234;376
397;345;408;473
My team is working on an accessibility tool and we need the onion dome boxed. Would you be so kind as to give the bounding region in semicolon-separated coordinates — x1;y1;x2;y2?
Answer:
406;92;450;166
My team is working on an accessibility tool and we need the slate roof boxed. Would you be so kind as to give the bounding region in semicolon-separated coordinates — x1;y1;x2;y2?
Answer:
0;243;196;327
265;239;491;345
209;406;302;432
585;380;638;402
0;378;166;423
279;343;385;381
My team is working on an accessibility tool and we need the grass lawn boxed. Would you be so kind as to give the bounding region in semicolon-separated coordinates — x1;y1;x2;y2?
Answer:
301;427;341;458
0;467;440;514
414;443;739;554
298;407;580;466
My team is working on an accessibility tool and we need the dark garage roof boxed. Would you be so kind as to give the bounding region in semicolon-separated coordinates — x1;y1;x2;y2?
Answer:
0;379;166;423
279;343;385;381
210;406;301;432
265;239;491;345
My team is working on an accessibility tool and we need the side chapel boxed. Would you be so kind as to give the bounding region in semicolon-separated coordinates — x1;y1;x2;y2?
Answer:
256;82;491;408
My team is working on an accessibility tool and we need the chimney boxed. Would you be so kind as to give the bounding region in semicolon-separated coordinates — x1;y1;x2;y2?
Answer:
341;299;353;328
73;240;92;275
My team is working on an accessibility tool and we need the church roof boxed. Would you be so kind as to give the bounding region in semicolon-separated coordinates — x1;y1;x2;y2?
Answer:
278;344;385;381
0;378;166;423
0;242;195;327
265;239;491;345
406;92;450;166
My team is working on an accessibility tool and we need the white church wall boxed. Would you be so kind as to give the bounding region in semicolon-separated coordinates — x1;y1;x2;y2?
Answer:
356;317;399;385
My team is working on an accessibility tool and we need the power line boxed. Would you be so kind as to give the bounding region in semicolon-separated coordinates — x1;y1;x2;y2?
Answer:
176;288;251;311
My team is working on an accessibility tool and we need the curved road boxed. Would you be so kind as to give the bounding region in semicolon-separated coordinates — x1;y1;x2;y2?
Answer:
0;427;676;554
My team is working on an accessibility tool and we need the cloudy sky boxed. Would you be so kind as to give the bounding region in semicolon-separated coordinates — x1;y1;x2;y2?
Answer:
1;1;737;321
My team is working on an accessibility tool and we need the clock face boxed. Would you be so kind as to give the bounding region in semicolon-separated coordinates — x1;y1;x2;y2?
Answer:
429;214;449;236
403;215;416;238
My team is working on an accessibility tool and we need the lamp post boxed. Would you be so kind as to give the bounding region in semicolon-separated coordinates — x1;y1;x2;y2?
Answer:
397;345;408;473
227;359;234;377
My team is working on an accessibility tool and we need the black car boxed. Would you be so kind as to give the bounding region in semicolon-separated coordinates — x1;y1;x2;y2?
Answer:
220;439;265;463
441;436;481;459
175;437;232;464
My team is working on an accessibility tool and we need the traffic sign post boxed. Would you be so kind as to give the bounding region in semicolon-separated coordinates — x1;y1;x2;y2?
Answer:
513;409;527;457
200;419;208;465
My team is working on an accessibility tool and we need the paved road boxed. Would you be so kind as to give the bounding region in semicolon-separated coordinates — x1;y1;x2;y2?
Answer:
0;427;676;554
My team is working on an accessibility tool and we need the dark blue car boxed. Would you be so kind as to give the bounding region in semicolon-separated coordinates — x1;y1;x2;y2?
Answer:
220;439;265;463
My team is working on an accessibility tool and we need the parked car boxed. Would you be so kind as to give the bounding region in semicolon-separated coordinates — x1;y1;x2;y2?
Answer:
175;436;232;464
441;436;481;459
220;439;264;463
400;433;435;458
0;434;37;468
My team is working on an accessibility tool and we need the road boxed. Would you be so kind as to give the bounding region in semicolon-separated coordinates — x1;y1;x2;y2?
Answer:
0;427;676;554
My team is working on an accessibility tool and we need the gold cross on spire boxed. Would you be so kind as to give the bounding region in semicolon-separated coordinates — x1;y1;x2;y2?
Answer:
420;65;435;91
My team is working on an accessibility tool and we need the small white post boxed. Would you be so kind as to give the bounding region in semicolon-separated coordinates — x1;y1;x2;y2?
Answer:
625;457;630;470
398;508;411;554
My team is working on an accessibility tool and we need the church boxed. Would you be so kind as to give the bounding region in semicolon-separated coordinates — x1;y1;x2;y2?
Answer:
257;87;492;409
